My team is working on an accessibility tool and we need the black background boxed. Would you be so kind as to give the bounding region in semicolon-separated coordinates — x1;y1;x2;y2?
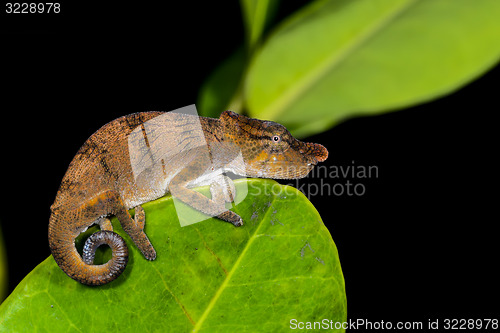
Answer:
1;1;498;329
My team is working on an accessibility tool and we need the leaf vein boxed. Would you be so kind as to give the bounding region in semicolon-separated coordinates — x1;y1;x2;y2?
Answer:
151;264;196;326
227;275;335;287
192;193;277;332
261;0;419;119
45;293;83;333
194;226;228;275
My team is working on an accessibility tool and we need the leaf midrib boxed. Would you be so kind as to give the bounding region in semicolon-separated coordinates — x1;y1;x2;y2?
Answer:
192;189;276;332
256;0;418;119
245;0;268;49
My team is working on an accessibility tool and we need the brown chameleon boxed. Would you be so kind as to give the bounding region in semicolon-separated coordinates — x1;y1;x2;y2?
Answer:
48;109;328;285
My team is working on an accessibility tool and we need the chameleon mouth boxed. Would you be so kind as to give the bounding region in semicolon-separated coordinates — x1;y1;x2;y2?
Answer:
259;161;315;179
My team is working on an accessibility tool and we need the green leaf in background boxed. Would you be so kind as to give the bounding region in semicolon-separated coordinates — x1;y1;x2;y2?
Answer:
198;1;279;118
0;225;6;303
245;0;500;137
0;179;346;332
240;0;279;51
197;47;247;118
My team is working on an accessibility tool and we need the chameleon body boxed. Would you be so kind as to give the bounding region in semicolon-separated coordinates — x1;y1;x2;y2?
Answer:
48;110;328;285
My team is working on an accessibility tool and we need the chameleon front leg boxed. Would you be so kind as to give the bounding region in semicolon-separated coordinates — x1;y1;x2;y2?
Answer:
170;160;243;227
210;175;243;226
210;174;236;203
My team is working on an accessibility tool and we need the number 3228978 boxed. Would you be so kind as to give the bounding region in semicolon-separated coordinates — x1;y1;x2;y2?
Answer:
5;3;60;14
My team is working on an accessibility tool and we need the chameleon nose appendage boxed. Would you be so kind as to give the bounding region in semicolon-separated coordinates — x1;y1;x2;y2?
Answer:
300;142;328;163
311;143;328;163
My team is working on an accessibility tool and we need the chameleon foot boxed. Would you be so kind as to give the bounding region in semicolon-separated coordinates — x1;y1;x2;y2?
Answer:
217;210;243;227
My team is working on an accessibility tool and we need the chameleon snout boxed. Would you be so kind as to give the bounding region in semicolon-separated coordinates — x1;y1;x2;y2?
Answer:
299;142;328;164
311;143;328;163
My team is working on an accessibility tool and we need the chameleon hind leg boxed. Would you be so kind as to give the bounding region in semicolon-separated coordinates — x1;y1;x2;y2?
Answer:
88;190;156;261
97;216;113;231
115;203;157;260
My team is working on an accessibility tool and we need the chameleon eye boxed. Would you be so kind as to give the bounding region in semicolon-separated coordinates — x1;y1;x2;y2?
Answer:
272;135;281;143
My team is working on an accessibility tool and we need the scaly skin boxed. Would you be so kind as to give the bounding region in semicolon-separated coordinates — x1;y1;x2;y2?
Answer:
48;110;328;285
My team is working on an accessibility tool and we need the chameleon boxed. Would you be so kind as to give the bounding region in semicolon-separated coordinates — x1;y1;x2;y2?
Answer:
48;109;328;286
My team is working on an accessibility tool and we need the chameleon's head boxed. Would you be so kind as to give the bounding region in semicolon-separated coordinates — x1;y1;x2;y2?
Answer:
220;111;328;179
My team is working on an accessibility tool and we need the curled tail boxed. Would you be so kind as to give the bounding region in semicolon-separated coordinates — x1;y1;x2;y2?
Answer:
48;213;128;286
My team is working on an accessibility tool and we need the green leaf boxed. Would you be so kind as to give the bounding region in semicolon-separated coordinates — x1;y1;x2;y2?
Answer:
197;47;247;118
0;225;6;303
0;179;346;332
245;0;500;137
198;1;279;119
240;0;279;50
